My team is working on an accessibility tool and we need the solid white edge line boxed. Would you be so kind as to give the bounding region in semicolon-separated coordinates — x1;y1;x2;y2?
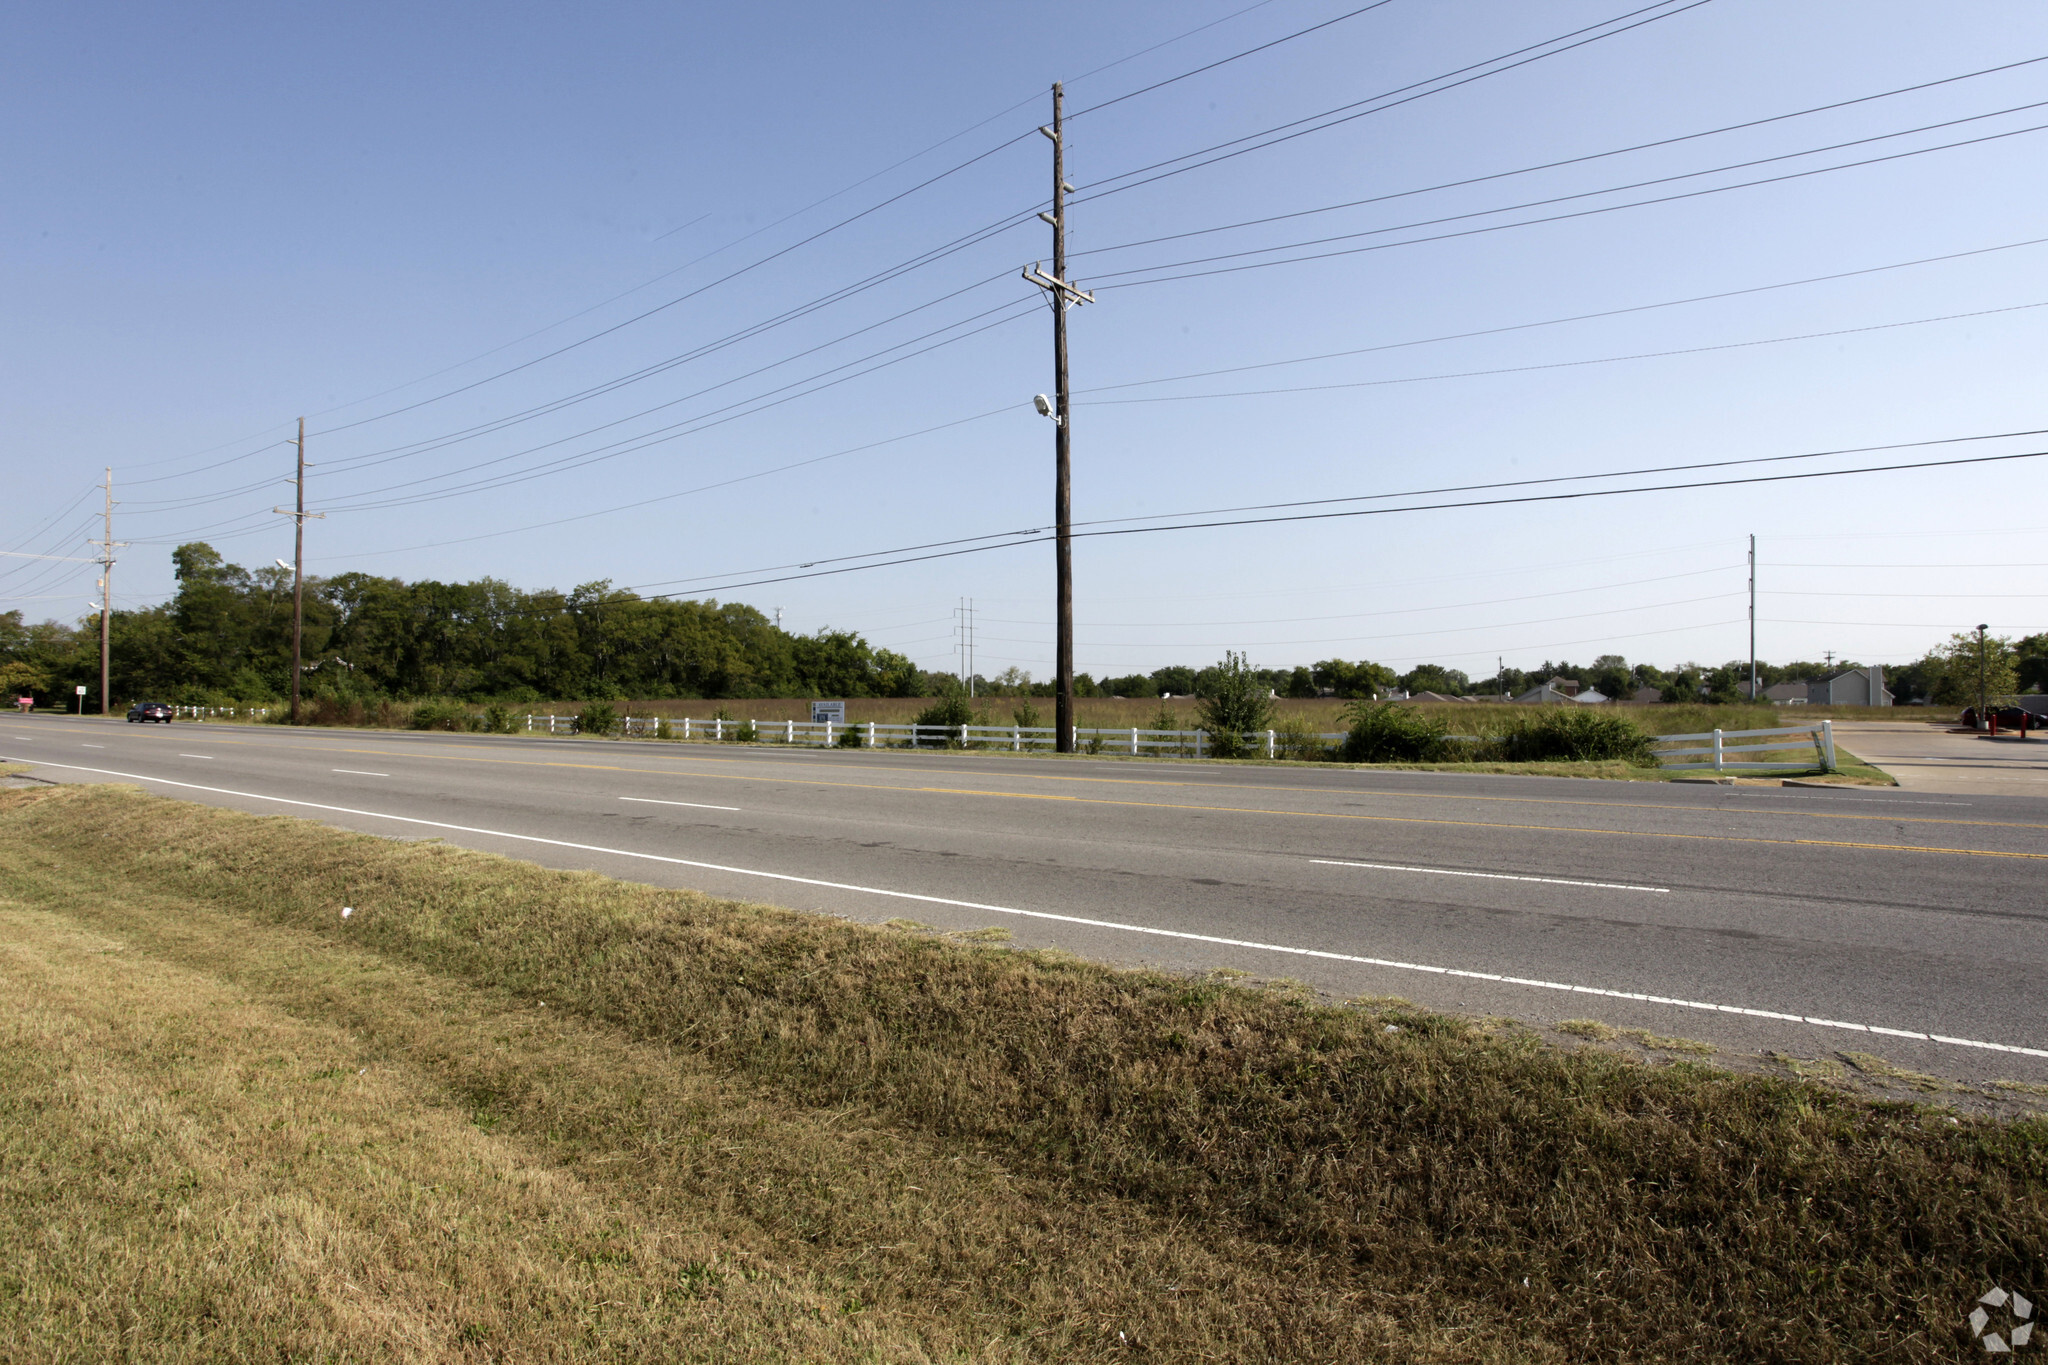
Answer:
8;754;2045;1062
1311;857;1667;894
331;769;390;777
620;796;742;812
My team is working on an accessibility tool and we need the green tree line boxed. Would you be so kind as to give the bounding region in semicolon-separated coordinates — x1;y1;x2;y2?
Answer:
0;542;924;706
3;542;2041;710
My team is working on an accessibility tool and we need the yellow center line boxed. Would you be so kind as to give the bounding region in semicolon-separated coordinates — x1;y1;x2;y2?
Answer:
161;728;2048;833
28;723;2043;850
124;732;2048;861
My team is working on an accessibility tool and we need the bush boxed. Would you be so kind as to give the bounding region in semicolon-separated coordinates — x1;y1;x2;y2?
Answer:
482;703;515;735
410;700;470;732
1011;699;1044;730
912;694;972;746
575;702;617;737
1340;701;1451;763
1496;707;1654;764
1196;651;1274;759
1273;715;1333;762
731;719;758;743
836;723;864;748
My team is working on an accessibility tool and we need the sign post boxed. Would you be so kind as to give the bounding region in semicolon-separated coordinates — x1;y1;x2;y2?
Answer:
811;700;845;745
75;684;87;715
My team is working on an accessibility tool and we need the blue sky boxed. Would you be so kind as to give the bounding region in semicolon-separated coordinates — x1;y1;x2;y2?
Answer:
5;0;2045;682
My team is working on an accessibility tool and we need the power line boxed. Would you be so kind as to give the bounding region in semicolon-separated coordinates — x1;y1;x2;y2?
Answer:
291;237;2045;559
1091;118;2048;291
604;432;2048;600
979;564;1740;629
1082;300;2048;407
1070;0;1401;118
1079;234;2048;397
1074;0;1716;204
1073;55;2048;260
315;304;1040;514
95;0;1294;484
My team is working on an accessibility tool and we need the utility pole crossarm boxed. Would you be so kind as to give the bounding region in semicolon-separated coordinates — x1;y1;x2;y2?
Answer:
1023;83;1087;752
1022;263;1095;306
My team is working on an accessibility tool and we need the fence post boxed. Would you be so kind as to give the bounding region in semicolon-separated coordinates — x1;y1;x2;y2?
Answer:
1196;730;1206;760
682;717;691;740
1267;728;1275;759
1820;719;1836;772
1012;726;1020;751
1712;728;1724;773
866;720;875;748
1070;724;1077;752
1131;726;1138;755
714;717;723;742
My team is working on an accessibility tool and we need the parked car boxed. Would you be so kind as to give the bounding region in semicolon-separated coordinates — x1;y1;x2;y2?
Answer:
126;701;174;723
1960;706;2035;732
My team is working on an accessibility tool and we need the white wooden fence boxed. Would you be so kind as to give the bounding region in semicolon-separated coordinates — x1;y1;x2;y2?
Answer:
1650;721;1836;773
521;714;1356;756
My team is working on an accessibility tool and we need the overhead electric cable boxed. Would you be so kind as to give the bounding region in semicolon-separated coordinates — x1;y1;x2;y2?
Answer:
103;0;1291;481
620;442;2048;599
1079;234;2048;396
1070;0;1401;117
1092;112;2048;286
1074;0;1715;203
1073;54;2048;258
1094;118;2048;290
1082;300;2048;405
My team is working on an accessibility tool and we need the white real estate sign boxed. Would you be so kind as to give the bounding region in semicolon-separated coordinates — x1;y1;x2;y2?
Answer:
810;700;846;726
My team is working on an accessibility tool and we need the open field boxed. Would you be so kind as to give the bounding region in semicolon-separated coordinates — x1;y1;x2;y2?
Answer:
1;782;2042;1362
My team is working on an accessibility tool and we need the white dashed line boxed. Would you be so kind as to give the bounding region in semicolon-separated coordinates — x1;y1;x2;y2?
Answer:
6;755;2044;1062
81;744;103;748
1312;858;1668;894
620;796;741;812
331;769;389;777
179;754;215;760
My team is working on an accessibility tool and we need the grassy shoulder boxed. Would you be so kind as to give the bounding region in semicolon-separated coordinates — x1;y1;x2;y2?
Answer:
2;785;2035;1361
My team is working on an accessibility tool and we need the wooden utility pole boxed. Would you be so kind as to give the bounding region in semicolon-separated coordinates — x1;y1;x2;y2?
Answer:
88;468;125;715
1747;533;1757;702
1023;83;1093;752
272;418;323;724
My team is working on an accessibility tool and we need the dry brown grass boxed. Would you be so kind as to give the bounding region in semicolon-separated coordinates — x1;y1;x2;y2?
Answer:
1;783;2041;1362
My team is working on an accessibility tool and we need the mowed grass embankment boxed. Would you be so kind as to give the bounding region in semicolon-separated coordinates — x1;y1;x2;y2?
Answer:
2;785;2039;1362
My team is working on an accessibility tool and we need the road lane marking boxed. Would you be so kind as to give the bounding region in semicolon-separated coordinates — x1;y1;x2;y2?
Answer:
23;720;2039;830
331;769;389;777
81;744;103;748
620;796;741;812
178;754;215;760
1311;859;1668;893
7;755;2039;1062
9;746;2042;860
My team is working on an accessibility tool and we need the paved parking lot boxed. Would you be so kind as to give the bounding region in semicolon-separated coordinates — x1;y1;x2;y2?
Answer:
1833;720;2048;796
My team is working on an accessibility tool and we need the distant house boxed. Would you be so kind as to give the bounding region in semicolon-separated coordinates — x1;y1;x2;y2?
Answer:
1572;688;1609;705
1629;686;1663;705
1514;680;1589;704
1763;681;1810;705
1808;666;1891;707
1407;690;1473;704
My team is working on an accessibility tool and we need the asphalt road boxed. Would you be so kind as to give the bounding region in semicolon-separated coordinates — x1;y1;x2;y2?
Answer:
6;714;2045;1085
